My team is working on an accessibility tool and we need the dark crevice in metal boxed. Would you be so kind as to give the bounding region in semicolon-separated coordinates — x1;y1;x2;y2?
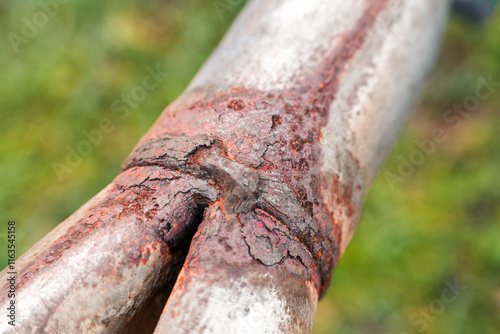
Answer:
122;202;208;334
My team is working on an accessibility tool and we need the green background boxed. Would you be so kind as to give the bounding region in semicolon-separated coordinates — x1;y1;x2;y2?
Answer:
1;1;499;333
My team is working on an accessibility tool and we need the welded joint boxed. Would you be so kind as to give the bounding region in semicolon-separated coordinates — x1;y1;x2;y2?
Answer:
123;135;337;294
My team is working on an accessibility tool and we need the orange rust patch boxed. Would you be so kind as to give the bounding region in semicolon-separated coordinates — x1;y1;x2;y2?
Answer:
123;0;389;297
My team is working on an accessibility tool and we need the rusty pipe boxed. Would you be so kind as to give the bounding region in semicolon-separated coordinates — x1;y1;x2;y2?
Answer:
0;0;451;333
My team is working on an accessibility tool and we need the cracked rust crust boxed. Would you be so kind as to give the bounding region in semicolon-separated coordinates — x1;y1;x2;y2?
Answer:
0;166;217;333
155;202;319;333
0;0;451;332
122;0;393;296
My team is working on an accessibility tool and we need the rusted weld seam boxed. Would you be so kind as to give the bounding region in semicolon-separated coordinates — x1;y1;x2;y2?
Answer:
123;139;328;286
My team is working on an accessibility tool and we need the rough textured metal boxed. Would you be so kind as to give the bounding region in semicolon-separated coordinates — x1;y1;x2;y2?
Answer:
0;167;217;333
0;0;451;333
150;0;451;333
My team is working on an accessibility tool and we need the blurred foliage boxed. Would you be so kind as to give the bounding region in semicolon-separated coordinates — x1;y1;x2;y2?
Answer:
0;1;499;333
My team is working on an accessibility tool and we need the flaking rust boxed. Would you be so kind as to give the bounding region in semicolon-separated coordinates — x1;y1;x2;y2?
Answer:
0;0;451;331
0;166;218;333
123;0;390;297
15;167;215;288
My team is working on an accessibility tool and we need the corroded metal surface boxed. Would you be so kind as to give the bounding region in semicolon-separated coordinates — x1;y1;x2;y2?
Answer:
150;0;450;332
123;1;393;294
0;0;451;333
0;167;217;333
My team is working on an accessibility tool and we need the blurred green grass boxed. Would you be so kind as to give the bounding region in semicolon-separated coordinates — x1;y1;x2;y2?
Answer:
0;1;499;333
